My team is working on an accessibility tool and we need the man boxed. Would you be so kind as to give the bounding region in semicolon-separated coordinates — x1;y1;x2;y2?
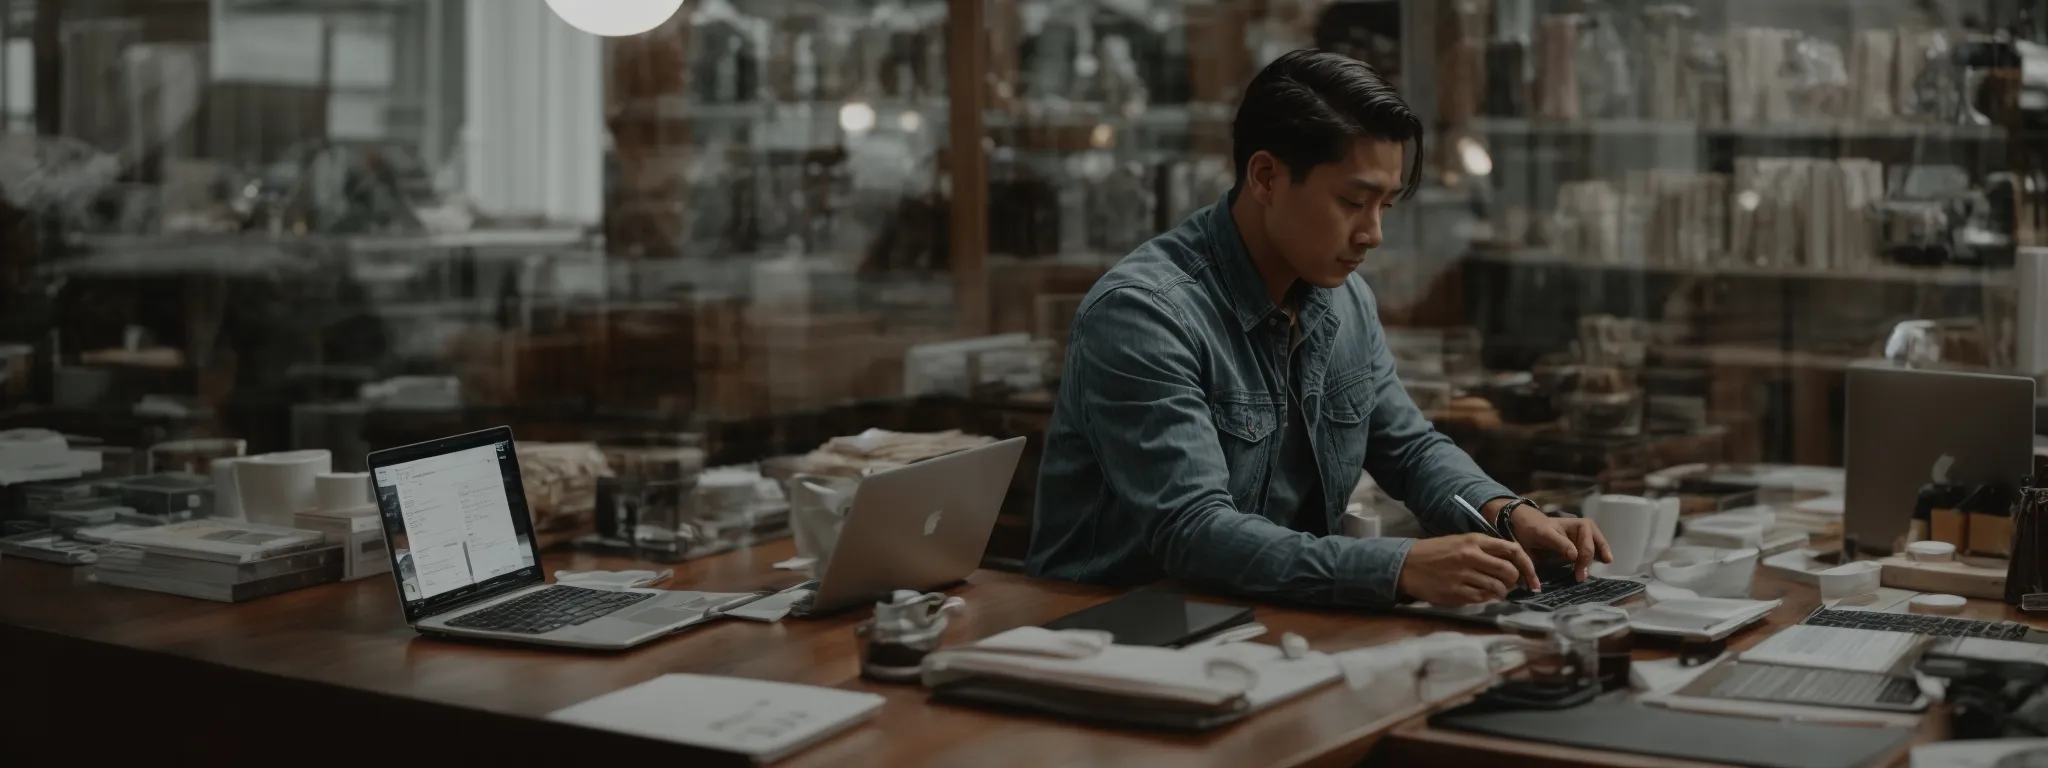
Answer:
1027;50;1610;608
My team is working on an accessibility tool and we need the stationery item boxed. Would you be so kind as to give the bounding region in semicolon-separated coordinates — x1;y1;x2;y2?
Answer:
234;449;331;527
1451;494;1504;538
1909;541;1957;562
102;518;327;564
1910;740;2048;768
720;584;812;622
1679;509;1773;550
552;569;674;591
1432;699;1913;768
1583;495;1679;574
1650;547;1759;599
93;556;342;602
1041;585;1255;648
546;674;883;764
921;626;1341;731
857;590;964;683
314;471;372;513
0;530;100;564
1909;594;1968;615
292;504;388;581
1740;624;1927;674
1818;561;1884;600
94;543;342;584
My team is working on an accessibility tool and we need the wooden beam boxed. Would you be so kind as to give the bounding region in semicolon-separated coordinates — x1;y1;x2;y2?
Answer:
947;0;989;337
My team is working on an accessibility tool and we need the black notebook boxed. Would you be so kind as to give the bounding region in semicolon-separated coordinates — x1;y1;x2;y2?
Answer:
1041;585;1255;648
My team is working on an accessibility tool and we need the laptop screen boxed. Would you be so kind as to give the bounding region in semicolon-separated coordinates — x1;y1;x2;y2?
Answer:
372;434;540;622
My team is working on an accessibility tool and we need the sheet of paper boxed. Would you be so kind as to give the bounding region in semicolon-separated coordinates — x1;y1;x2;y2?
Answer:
1911;739;2048;768
1828;587;1919;613
1939;637;2048;666
547;674;883;763
1740;625;1926;674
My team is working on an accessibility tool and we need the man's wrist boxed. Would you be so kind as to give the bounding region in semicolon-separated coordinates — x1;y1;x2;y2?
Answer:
1484;497;1544;540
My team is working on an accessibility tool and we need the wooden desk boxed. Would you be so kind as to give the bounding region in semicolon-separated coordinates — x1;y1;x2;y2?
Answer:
6;536;2025;767
3;539;1492;766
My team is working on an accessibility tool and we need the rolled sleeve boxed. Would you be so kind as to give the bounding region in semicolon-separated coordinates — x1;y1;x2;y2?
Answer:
1358;312;1516;537
1074;288;1407;607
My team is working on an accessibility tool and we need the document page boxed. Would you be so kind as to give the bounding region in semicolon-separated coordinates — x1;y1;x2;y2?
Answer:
387;443;524;600
1740;625;1927;674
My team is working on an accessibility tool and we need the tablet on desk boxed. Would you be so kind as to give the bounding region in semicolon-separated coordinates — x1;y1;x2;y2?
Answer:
1041;585;1255;648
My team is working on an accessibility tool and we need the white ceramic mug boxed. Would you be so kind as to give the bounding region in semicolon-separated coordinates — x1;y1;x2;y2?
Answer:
1582;494;1679;575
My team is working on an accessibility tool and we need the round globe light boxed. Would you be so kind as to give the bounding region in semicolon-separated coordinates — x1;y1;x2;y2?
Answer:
544;0;685;37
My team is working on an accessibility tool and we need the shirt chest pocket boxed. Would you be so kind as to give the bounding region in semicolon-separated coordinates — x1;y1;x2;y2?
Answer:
1321;368;1378;472
1209;391;1283;511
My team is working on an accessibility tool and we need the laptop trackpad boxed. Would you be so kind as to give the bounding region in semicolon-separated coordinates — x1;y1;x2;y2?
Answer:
617;605;700;626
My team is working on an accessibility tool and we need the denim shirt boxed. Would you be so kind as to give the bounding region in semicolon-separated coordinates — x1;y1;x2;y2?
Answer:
1026;191;1515;607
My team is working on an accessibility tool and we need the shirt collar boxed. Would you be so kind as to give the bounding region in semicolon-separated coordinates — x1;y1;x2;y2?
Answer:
1205;189;1334;334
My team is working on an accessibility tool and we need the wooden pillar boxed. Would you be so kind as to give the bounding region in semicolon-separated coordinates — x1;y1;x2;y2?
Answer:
947;0;989;336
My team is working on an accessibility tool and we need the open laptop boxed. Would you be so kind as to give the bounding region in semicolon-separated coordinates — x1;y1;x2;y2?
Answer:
1844;362;2038;555
369;427;753;650
798;436;1026;615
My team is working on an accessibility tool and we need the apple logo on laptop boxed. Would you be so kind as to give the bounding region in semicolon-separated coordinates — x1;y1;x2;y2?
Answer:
923;510;943;536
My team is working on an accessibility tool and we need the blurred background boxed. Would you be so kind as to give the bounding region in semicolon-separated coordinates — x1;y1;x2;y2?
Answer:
1;0;2044;570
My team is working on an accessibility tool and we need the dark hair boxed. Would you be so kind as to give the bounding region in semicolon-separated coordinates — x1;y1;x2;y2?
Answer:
1231;49;1422;200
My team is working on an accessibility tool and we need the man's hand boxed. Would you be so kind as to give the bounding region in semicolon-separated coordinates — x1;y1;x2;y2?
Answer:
1503;503;1613;581
1397;534;1541;606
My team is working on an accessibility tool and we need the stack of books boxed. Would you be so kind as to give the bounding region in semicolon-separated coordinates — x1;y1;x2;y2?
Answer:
91;519;343;602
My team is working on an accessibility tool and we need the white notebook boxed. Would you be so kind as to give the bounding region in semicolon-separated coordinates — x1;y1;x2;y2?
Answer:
546;674;883;764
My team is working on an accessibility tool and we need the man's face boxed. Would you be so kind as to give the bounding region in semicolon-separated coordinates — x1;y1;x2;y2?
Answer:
1248;138;1404;289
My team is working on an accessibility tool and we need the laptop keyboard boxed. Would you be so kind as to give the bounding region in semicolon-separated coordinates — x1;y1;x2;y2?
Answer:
1711;663;1921;708
1802;608;2030;640
446;585;655;634
1514;578;1646;612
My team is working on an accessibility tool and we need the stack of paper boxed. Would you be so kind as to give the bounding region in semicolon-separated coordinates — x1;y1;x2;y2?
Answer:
91;519;342;602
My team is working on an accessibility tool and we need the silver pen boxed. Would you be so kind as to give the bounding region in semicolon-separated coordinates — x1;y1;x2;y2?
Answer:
1452;494;1504;538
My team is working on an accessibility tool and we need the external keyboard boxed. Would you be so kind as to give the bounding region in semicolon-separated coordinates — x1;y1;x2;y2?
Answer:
1802;608;2030;641
1513;577;1646;612
446;585;654;634
1710;663;1920;708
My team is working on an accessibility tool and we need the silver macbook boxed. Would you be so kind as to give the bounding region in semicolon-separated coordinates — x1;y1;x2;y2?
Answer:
369;427;754;650
802;436;1026;615
1844;362;2038;555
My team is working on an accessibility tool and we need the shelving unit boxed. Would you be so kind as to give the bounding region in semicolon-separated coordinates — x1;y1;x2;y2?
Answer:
1470;117;2009;142
1466;247;2013;286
